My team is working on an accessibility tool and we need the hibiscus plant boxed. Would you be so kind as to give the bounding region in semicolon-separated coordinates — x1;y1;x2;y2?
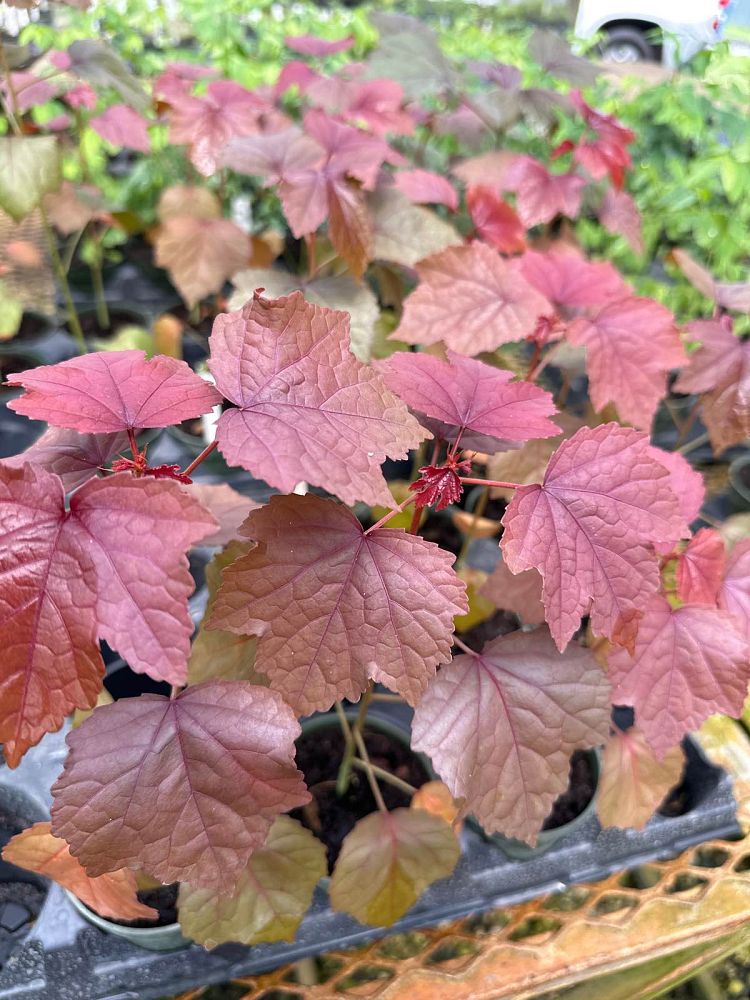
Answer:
1;8;749;950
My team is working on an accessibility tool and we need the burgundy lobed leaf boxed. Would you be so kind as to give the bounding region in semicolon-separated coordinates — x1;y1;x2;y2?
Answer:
220;126;324;183
410;457;470;512
208;493;467;714
393;169;458;211
412;629;610;844
208;291;427;507
501;424;687;650
520;247;630;312
7;349;222;433
479;559;545;625
380;350;559;451
284;34;354;57
566;296;685;430
3;427;129;490
504;156;586;228
50;682;309;893
609;597;750;756
719;539;750;643
392;242;552;356
466;185;526;254
599;188;643;255
677;528;726;606
89;105;151;154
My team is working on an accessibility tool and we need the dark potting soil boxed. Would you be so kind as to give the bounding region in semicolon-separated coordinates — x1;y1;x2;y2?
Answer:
458;610;521;651
69;309;144;342
106;883;179;929
290;725;431;870
542;750;596;831
658;776;691;818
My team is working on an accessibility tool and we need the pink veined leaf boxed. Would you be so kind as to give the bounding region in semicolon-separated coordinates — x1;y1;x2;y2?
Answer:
184;482;259;548
676;528;726;606
599;189;643;255
89;104;151;154
503;156;586;228
0;465;216;766
380;350;559;451
207;493;467;715
393;170;458;211
284;33;354;57
452;150;524;191
412;629;610;845
302;108;401;189
43;182;104;236
62;81;97;110
609;596;750;756
208;291;426;508
466;186;526;254
566;296;685;430
520;248;630;312
3;71;60;113
334;78;415;138
719;539;750;643
7;350;222;433
392;242;552;356
220;127;324;183
501;424;687;651
597;727;685;831
670;248;750;313
274;61;321;97
649;445;705;528
479;559;545;624
673;318;750;455
50;682;309;893
3;426;129;490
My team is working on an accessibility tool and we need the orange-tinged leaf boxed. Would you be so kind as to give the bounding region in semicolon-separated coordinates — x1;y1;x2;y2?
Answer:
597;727;684;830
411;781;462;830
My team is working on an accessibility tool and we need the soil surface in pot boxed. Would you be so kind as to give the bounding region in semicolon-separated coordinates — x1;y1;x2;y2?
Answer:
105;882;179;929
0;809;47;968
68;309;144;342
291;725;431;870
542;750;595;831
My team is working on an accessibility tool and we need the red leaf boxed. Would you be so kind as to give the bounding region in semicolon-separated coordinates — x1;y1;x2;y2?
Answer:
394;169;458;211
609;597;750;756
89;105;151;153
479;560;545;624
302;108;399;190
671;248;750;313
325;176;373;278
520;247;629;311
208;291;426;507
466;186;526;253
410;458;470;512
380;350;559;451
208;493;467;714
719;539;750;643
284;34;354;57
567;297;685;429
8;350;222;433
185;482;259;548
599;189;643;255
0;465;217;765
501;424;686;650
2;822;158;921
50;682;309;892
392;243;551;356
412;629;610;844
4;427;129;490
452;150;523;191
677;528;725;606
504;156;585;228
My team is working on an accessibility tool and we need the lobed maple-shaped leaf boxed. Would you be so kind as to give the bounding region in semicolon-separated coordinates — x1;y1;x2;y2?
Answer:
412;629;610;844
520;247;629;312
7;349;221;433
4;426;129;490
567;297;684;430
2;822;157;921
501;424;686;650
610;598;750;756
452;150;523;191
599;189;643;255
649;445;705;529
719;539;750;643
503;156;585;228
0;466;217;765
673;318;750;455
677;528;726;606
208;291;426;508
597;728;684;831
485;414;583;501
392;243;551;356
479;559;545;625
366;12;456;101
208;493;467;714
220;126;323;184
51;682;309;893
670;248;750;313
306;71;414;137
285;33;354;56
466;186;526;254
185;483;258;548
89;105;151;154
178;816;326;947
42;181;104;236
380;350;558;451
393;169;458;211
329;807;459;926
368;187;461;267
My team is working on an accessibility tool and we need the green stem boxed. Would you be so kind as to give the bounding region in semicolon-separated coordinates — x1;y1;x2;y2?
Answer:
678;431;710;456
91;232;110;331
353;724;387;813
335;684;375;797
351;759;417;797
39;204;87;354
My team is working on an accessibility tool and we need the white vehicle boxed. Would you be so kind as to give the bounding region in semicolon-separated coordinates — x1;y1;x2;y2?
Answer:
575;0;742;64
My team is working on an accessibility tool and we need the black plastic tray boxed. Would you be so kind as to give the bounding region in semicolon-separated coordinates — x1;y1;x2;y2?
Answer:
0;696;740;1000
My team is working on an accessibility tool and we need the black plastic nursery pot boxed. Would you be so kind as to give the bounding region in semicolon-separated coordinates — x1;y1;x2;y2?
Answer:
0;696;740;1000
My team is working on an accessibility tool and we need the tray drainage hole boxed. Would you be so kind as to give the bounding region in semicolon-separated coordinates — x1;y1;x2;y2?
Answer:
734;854;750;873
666;873;709;895
425;938;480;969
618;864;662;890
335;964;394;994
376;931;430;960
691;846;730;869
591;893;638;917
543;887;591;912
461;910;510;935
508;916;562;943
282;955;344;986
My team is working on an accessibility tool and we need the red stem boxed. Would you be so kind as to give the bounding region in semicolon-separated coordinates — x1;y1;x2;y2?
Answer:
365;494;417;535
182;440;218;477
460;476;522;490
526;342;543;381
127;428;139;461
453;635;479;658
408;506;422;535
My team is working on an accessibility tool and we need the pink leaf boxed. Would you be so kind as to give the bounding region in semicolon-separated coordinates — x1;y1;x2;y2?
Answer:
43;182;103;236
3;427;129;490
302;108;400;190
220;127;323;183
501;424;686;650
566;297;684;429
208;291;426;507
671;248;750;313
648;446;705;528
479;560;545;624
520;248;629;311
62;82;97;110
599;189;643;255
4;72;60;113
466;186;526;253
392;243;552;356
274;61;321;96
677;528;725;606
89;104;151;153
284;34;354;57
380;350;559;451
8;350;222;433
50;682;309;892
208;493;467;714
609;597;750;756
334;78;414;138
412;629;610;844
504;156;585;228
185;482;259;547
393;169;458;211
452;150;524;191
719;539;750;643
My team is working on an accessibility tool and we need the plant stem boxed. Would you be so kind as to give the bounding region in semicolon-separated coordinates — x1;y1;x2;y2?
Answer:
460;476;522;490
364;493;417;534
677;431;710;456
453;635;479;658
353;726;387;813
336;684;375;796
39;204;87;354
182;439;218;477
127;428;140;461
90;230;110;330
675;398;700;448
456;484;489;568
371;692;405;702
306;233;317;281
351;758;417;798
408;505;423;535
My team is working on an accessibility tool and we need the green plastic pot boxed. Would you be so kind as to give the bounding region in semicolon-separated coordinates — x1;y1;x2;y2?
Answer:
65;889;190;952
